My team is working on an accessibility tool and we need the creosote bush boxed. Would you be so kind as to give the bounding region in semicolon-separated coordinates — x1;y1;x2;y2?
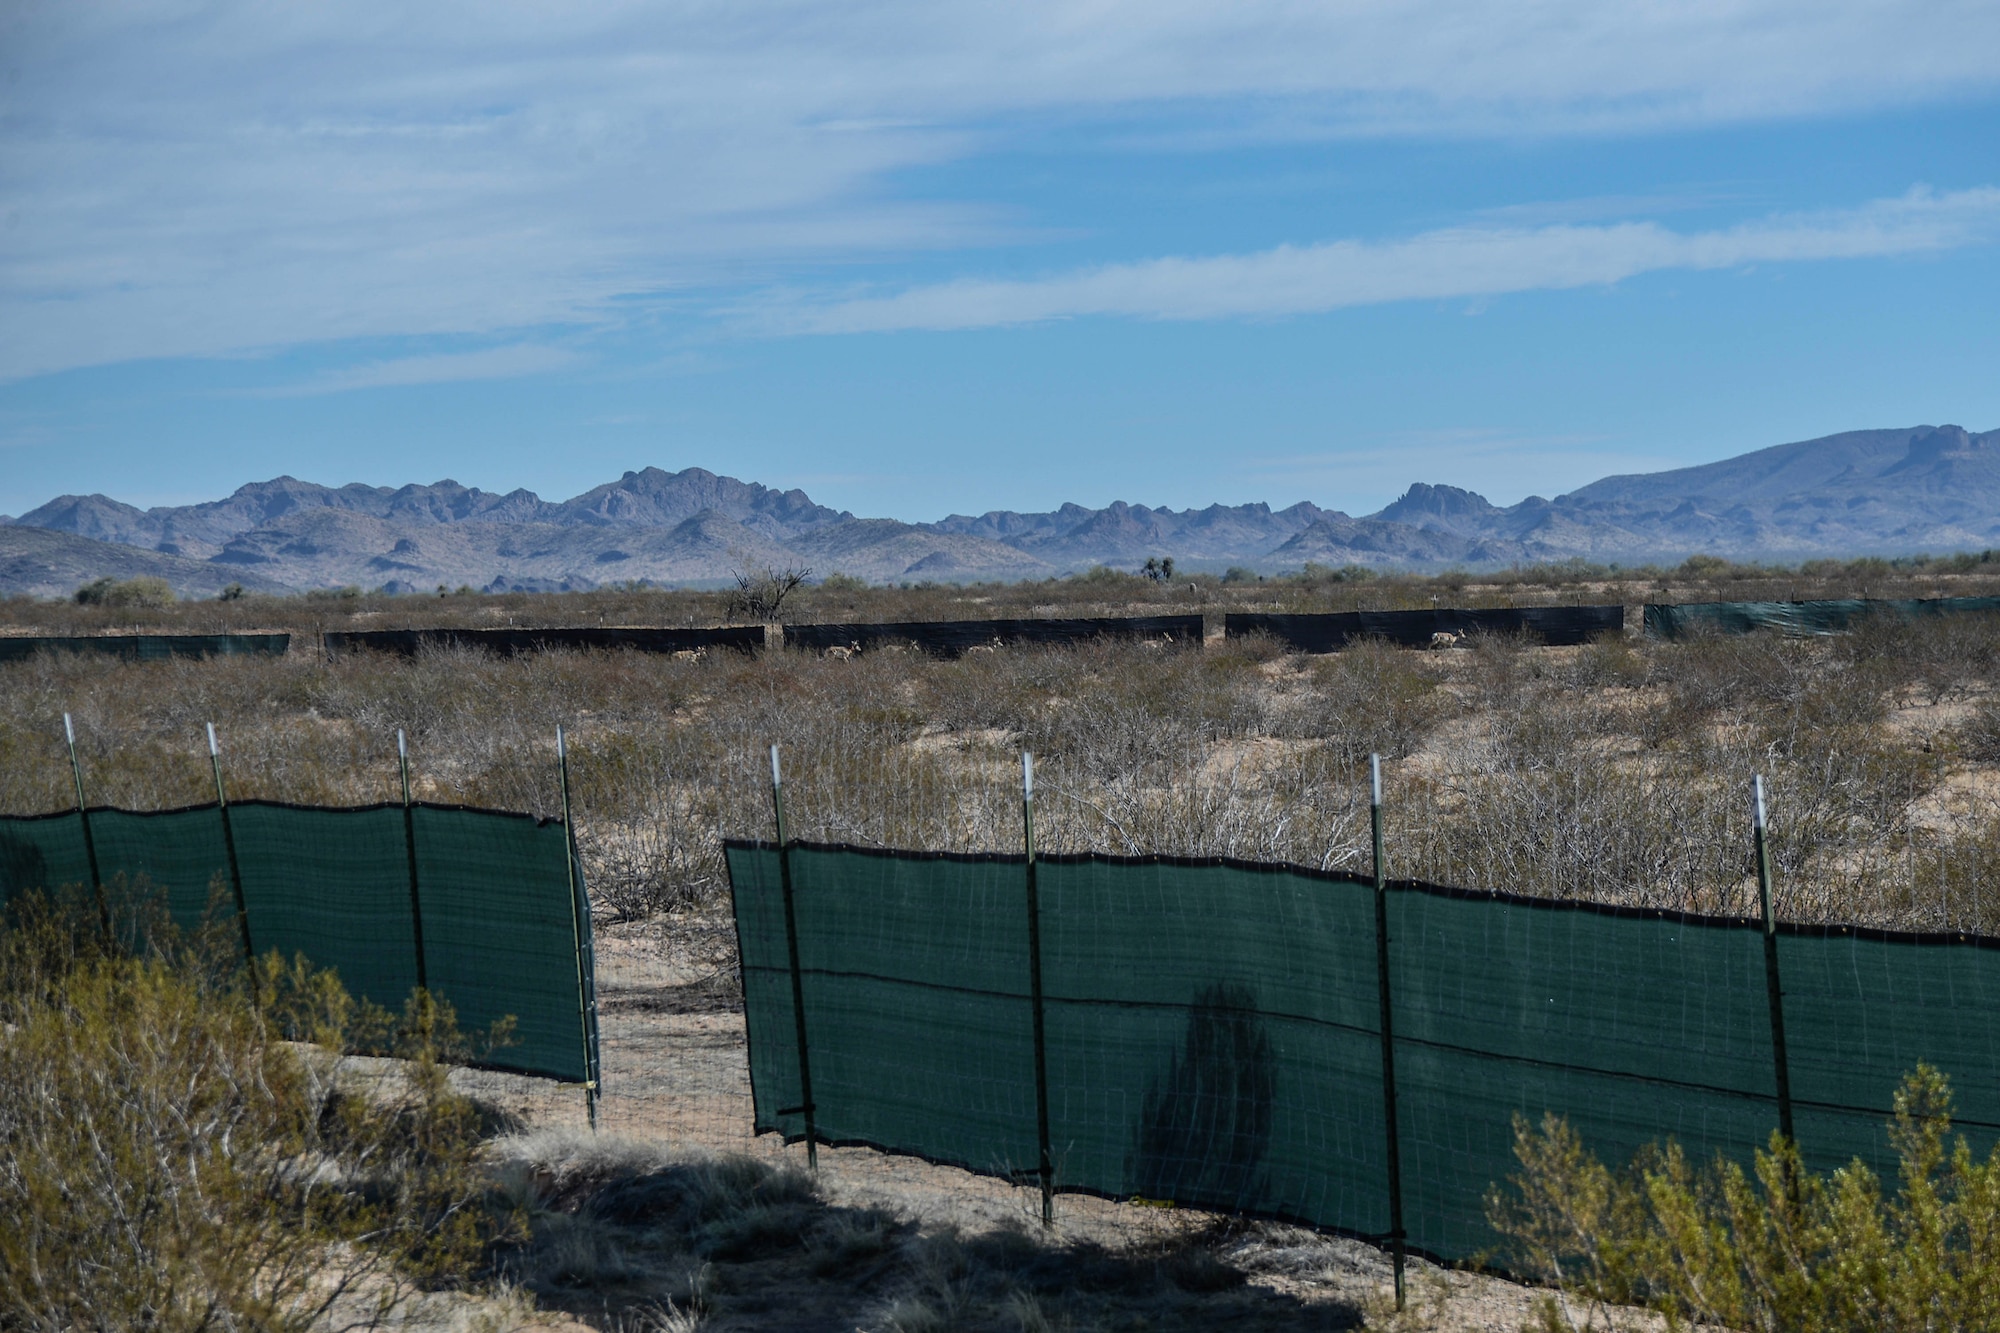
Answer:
1488;1065;2000;1332
74;574;176;607
0;884;522;1331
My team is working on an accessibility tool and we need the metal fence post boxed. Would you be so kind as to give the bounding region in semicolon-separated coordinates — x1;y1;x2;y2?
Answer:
770;743;819;1170
1753;775;1796;1148
1371;754;1408;1311
63;713;109;941
398;730;428;992
1023;751;1055;1227
556;726;600;1129
207;723;256;988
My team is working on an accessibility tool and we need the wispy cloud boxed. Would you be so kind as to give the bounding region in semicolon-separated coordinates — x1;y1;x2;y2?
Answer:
764;187;2000;334
4;3;1999;378
248;344;580;398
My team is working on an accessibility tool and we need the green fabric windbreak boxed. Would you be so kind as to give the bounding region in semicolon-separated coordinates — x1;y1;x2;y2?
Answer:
1645;596;2000;638
1385;891;1777;1258
0;801;591;1082
727;842;2000;1263
729;843;1042;1180
1037;858;1389;1231
0;634;290;663
230;805;421;1023
411;805;593;1082
1780;928;2000;1176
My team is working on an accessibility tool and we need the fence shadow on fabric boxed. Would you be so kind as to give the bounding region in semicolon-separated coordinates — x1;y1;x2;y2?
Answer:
725;840;2000;1264
1128;982;1276;1209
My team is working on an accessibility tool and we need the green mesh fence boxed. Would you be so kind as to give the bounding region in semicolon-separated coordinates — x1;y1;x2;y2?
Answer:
1645;596;2000;638
0;801;594;1082
726;842;2000;1263
0;633;291;663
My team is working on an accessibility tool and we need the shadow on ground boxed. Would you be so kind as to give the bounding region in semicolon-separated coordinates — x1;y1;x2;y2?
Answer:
489;1131;1371;1332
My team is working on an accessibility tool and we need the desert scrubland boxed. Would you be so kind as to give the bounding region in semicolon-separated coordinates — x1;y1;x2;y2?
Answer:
9;559;2000;1331
9;559;2000;931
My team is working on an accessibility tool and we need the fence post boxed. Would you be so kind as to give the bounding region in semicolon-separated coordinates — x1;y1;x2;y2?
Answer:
1023;751;1055;1227
1371;754;1407;1311
769;743;818;1170
207;723;256;988
1753;775;1796;1148
63;713;109;941
556;726;600;1129
398;730;428;992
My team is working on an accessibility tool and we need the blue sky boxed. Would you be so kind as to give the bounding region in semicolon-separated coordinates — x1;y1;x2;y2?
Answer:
2;2;1997;522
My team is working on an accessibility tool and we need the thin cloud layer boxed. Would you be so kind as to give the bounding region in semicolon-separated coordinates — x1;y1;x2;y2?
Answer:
3;2;1999;379
247;345;581;398
771;188;2000;333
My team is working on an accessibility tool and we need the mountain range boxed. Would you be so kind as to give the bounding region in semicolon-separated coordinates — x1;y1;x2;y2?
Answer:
2;423;1995;596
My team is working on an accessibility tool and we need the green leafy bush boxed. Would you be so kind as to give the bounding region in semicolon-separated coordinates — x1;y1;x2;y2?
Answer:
74;575;176;608
0;885;520;1330
1488;1066;2000;1332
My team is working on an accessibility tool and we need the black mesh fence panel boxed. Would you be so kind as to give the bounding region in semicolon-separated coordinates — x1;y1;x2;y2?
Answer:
0;634;291;663
784;616;1204;658
1226;607;1621;652
324;626;764;657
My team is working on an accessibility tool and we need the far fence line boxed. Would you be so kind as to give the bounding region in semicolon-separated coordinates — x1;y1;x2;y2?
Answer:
784;616;1205;658
1226;605;1622;652
323;625;765;658
0;633;291;664
1644;595;2000;638
25;594;2000;666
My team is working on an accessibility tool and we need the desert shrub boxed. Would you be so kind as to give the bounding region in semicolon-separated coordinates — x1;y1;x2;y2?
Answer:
1282;640;1450;764
74;575;176;608
1488;1066;2000;1332
1952;699;2000;764
1645;631;1893;749
1843;608;2000;705
1205;628;1289;666
726;565;811;619
0;886;518;1329
1571;633;1649;689
1293;561;1376;585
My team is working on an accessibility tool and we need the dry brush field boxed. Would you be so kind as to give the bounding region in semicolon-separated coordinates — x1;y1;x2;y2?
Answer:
11;565;2000;1330
9;572;2000;933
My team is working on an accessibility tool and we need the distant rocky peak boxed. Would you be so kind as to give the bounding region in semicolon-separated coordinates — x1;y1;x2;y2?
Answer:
1908;423;1977;456
1372;482;1500;531
1884;424;1985;477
